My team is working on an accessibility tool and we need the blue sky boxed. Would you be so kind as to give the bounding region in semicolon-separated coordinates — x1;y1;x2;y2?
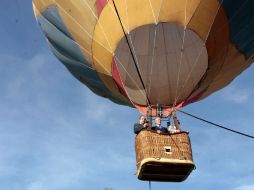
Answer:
0;1;254;190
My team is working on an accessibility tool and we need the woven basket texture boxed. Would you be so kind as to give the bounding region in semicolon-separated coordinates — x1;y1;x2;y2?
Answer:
135;130;193;166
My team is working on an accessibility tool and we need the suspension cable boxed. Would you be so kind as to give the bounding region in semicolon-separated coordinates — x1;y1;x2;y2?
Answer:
112;0;151;105
149;181;152;190
177;109;254;139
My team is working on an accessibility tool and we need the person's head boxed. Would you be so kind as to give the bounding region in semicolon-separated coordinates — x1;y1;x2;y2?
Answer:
155;117;161;126
139;115;145;125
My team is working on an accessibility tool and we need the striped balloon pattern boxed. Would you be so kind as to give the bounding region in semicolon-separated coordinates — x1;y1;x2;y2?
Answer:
33;0;254;110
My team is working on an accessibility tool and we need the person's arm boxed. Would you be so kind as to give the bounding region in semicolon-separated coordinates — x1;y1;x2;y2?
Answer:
143;122;148;128
172;111;180;130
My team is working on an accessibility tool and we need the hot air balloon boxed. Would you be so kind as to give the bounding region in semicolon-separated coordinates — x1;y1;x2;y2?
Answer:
32;0;254;182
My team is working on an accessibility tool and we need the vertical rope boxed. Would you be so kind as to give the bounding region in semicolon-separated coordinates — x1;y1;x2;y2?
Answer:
114;56;148;100
173;0;188;106
174;1;224;104
162;24;173;103
147;25;158;98
148;0;156;23
156;0;164;23
112;0;151;105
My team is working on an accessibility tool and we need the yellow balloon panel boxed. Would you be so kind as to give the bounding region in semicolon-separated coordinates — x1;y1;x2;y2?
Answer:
33;0;55;13
92;0;220;77
188;0;220;41
91;0;219;101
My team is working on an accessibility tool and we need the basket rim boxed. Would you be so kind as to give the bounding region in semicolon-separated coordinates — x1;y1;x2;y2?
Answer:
136;157;195;175
136;129;189;136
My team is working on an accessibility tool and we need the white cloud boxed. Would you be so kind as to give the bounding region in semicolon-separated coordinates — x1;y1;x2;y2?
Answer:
1;52;253;190
220;85;252;104
0;52;137;190
27;181;45;190
234;184;254;190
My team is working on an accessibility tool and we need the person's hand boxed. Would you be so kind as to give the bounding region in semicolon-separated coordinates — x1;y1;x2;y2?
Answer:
144;123;148;128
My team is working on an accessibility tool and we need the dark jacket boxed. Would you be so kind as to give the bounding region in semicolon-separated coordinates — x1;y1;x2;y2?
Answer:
134;123;144;134
151;126;168;133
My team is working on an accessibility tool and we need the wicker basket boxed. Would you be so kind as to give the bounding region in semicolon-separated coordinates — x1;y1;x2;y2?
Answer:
135;130;195;182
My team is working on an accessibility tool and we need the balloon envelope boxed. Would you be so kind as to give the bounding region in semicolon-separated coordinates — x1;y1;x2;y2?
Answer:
32;0;254;110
